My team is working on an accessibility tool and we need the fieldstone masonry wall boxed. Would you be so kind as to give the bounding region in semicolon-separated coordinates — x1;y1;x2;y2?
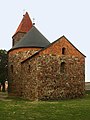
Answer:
8;48;41;96
21;57;38;100
21;54;85;100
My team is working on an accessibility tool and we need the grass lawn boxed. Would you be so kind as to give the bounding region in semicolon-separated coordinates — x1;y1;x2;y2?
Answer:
0;91;90;120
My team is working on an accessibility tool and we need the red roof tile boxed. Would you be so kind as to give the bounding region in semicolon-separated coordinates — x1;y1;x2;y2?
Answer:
13;12;33;36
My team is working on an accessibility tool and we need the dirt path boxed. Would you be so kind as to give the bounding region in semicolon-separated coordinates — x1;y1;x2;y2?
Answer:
0;92;8;101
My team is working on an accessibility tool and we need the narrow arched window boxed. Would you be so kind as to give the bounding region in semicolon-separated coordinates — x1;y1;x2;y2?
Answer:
11;65;13;73
62;47;66;55
60;62;65;73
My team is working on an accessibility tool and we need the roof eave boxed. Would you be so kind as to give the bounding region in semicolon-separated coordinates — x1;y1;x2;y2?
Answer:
8;46;44;53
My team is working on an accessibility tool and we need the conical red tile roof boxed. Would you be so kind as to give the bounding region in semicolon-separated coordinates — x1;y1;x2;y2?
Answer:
13;12;33;36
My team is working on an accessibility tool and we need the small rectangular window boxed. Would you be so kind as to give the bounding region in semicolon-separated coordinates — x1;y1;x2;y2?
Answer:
60;62;65;73
28;65;30;72
11;65;13;73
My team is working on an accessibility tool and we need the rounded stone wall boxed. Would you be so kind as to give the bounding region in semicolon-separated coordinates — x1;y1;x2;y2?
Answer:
8;47;41;96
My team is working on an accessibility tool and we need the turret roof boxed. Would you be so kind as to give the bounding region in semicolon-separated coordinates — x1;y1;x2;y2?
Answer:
10;26;50;50
13;12;33;37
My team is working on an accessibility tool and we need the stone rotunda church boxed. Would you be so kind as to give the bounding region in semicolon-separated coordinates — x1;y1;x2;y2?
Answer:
8;12;85;100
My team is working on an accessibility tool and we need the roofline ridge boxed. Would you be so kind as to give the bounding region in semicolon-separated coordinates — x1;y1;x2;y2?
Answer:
62;36;86;57
21;35;86;64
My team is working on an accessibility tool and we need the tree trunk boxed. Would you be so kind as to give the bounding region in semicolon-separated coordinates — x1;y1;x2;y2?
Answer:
0;84;1;92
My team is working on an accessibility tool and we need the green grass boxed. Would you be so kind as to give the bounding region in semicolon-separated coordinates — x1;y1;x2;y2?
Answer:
0;91;90;120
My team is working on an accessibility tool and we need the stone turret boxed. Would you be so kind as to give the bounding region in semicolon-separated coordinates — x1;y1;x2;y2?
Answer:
8;12;50;96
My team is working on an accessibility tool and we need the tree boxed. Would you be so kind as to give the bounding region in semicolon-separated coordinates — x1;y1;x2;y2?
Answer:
0;49;8;92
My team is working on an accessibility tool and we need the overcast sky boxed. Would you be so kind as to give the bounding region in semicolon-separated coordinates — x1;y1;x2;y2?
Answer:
0;0;89;81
